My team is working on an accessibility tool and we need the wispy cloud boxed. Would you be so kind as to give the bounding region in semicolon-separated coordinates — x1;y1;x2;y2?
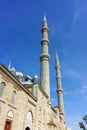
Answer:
71;8;79;33
67;116;82;130
64;90;71;95
67;121;80;130
84;95;87;100
64;69;78;80
51;98;56;102
67;128;72;130
51;98;57;105
75;85;87;101
78;85;87;95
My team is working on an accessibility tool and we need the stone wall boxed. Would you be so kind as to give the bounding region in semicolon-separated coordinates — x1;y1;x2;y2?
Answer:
0;65;66;130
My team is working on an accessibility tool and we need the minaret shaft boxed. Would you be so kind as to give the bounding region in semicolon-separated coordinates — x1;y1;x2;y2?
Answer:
41;44;48;54
40;15;50;97
42;31;48;39
55;54;65;123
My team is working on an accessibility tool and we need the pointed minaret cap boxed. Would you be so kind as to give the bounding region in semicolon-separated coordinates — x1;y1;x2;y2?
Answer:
55;51;60;66
56;51;58;59
42;12;48;31
43;12;47;21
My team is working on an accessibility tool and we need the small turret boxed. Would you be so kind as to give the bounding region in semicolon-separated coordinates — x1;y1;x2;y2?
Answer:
33;75;39;84
8;61;12;69
8;61;16;76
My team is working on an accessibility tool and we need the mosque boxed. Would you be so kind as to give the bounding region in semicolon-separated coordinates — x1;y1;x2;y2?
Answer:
0;14;67;130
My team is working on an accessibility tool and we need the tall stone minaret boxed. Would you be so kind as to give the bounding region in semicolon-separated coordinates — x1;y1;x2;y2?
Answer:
40;14;50;98
55;53;65;123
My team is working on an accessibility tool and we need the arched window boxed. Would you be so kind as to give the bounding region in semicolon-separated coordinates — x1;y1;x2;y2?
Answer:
4;110;13;130
25;127;30;130
7;110;14;118
25;111;33;130
0;82;5;97
11;91;16;104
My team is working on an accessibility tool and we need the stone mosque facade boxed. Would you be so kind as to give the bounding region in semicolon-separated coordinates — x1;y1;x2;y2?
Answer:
0;15;67;130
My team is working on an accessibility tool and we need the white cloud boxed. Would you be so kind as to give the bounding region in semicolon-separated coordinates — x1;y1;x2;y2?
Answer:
67;128;72;130
74;85;87;101
64;91;71;95
71;8;79;33
78;85;87;95
51;98;56;102
68;123;80;130
84;95;87;98
67;121;81;130
64;69;78;80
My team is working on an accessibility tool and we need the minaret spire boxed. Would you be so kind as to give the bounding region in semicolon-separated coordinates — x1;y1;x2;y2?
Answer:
56;52;59;66
43;12;47;21
55;53;65;123
40;14;50;97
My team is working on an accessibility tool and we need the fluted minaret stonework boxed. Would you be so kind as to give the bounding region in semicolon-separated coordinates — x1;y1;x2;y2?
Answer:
55;53;65;123
40;14;50;97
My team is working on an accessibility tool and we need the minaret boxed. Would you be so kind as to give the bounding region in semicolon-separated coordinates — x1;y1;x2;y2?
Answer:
40;14;50;97
55;53;65;123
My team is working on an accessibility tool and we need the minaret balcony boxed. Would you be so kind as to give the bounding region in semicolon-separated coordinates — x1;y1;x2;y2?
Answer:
40;54;50;61
56;88;63;92
56;75;62;79
40;38;49;45
41;27;49;32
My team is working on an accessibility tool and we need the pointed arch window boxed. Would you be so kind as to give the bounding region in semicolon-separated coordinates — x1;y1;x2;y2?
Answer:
25;111;33;130
0;82;5;97
11;91;16;104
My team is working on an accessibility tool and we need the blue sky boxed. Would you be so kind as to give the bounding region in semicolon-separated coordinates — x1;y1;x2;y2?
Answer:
0;0;87;130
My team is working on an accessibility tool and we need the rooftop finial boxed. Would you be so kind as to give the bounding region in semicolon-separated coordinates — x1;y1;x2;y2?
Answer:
44;12;47;21
8;61;12;69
